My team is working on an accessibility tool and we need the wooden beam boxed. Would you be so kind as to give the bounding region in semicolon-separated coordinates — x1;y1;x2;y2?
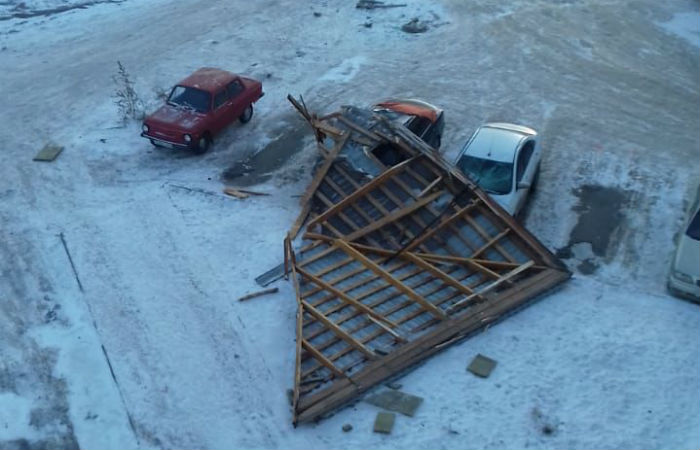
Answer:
418;176;442;198
335;115;384;141
344;190;444;241
446;260;535;313
402;199;481;253
471;228;510;259
302;339;346;378
367;315;407;343
306;156;419;229
400;252;476;297
335;239;447;320
302;300;377;360
289;133;349;238
288;239;304;417
463;214;516;262
297;267;398;328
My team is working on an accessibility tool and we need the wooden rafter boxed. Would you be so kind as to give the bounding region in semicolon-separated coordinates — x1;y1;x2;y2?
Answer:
289;132;349;238
302;339;346;378
302;300;377;360
335;239;447;320
306;156;419;229
297;267;399;328
344;190;444;241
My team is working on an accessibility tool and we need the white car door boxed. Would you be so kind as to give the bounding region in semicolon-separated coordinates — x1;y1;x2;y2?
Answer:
513;139;536;215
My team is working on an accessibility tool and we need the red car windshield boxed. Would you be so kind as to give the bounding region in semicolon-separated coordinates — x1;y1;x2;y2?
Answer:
168;86;211;113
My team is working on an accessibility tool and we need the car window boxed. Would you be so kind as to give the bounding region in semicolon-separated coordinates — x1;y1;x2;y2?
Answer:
516;141;534;182
686;209;700;241
457;154;513;195
214;89;228;109
168;86;211;113
227;79;244;98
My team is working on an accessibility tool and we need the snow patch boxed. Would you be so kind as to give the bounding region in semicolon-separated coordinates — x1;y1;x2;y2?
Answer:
657;12;700;48
0;393;36;441
319;55;367;83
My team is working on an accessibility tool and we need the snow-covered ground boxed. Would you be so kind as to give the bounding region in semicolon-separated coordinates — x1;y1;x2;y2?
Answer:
1;0;698;449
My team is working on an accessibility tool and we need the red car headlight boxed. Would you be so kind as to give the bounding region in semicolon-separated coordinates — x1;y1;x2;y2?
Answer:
142;124;149;133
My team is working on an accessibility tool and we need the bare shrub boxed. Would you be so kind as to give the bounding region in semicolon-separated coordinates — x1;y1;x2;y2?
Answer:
112;60;144;123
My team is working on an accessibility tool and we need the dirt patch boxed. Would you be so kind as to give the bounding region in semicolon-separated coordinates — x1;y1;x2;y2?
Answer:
221;122;310;187
556;184;631;273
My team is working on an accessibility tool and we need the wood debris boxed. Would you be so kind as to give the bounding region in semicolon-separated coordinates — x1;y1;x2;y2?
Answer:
224;187;270;199
356;0;406;9
237;287;279;302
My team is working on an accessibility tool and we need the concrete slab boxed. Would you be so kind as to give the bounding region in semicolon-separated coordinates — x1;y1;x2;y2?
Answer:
467;354;497;378
365;390;423;417
373;412;395;434
33;143;63;162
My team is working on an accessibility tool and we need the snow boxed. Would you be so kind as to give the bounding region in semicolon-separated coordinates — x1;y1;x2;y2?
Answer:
658;12;700;49
1;0;699;449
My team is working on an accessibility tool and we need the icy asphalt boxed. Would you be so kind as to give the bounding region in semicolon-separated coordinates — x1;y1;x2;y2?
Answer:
0;0;699;449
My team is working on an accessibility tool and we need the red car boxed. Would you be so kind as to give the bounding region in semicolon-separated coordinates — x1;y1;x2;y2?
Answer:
141;68;263;153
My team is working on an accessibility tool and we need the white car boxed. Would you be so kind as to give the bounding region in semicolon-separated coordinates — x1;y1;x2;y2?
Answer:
454;123;541;216
668;184;700;302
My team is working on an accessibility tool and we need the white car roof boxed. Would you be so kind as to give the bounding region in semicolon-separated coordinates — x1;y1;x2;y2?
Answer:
462;124;531;163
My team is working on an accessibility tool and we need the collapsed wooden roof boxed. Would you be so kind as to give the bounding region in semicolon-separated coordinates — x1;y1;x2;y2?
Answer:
284;96;570;425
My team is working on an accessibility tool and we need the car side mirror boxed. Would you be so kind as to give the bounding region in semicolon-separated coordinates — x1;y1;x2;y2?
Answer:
517;181;531;190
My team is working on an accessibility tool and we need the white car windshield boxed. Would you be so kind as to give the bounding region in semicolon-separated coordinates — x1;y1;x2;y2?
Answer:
168;86;211;113
457;155;513;195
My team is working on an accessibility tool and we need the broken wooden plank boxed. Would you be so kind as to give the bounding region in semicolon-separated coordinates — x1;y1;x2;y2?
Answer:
237;287;279;302
223;188;250;199
447;260;535;313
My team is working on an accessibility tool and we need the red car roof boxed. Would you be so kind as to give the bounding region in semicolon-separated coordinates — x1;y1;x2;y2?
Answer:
177;68;236;93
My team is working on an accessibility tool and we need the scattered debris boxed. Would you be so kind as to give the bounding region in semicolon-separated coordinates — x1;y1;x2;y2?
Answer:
401;17;428;34
531;407;559;436
342;423;353;432
313;11;322;17
286;388;294;406
366;390;423;417
373;412;396;434
386;382;402;390
467;354;497;378
363;21;373;28
33;143;63;162
357;0;406;10
237;287;279;302
255;263;286;287
282;96;570;424
224;187;269;199
239;188;270;196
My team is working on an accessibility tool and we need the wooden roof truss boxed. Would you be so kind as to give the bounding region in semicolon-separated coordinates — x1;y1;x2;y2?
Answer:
284;97;570;424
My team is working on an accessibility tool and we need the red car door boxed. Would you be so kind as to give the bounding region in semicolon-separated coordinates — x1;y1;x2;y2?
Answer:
226;78;247;120
210;88;234;133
